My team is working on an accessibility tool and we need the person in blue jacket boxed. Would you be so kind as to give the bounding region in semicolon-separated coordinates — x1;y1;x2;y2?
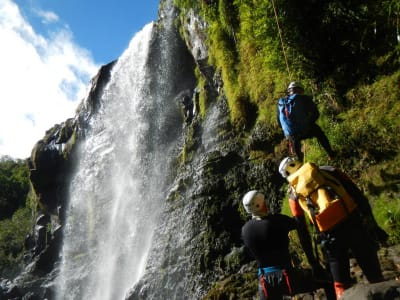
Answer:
277;81;335;161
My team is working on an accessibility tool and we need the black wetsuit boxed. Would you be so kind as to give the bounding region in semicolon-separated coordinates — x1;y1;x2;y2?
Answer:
241;214;296;300
289;166;385;295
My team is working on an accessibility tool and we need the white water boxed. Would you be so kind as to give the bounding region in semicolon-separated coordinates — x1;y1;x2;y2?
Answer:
56;22;171;300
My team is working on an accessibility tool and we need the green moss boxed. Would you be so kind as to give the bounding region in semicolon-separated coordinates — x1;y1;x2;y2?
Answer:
62;127;78;160
194;68;209;118
371;195;400;245
181;125;197;164
170;1;400;296
203;272;258;300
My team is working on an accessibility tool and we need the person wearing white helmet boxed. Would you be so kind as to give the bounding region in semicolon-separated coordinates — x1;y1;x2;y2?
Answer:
241;190;324;299
279;157;386;299
278;156;303;178
287;81;304;93
242;190;270;218
277;81;335;161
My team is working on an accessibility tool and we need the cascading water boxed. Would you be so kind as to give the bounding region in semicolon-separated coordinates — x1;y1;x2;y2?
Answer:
55;2;196;295
55;23;157;300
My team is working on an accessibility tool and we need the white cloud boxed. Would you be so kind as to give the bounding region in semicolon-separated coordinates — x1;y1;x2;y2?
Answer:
34;8;59;24
0;0;99;159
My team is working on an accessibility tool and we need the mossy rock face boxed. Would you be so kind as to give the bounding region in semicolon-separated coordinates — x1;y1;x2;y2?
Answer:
29;134;63;195
203;264;258;300
248;122;282;154
28;118;78;213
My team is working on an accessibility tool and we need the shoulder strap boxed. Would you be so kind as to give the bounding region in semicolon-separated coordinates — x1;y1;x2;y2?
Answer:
278;96;289;106
305;196;320;232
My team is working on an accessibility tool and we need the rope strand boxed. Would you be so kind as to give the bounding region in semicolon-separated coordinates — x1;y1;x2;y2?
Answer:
271;0;291;80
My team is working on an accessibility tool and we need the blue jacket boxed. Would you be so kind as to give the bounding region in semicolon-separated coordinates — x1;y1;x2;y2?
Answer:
277;94;319;137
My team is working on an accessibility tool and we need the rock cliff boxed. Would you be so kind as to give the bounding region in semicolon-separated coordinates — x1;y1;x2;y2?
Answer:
2;1;399;299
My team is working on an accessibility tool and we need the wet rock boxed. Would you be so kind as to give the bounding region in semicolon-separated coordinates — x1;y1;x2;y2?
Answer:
342;280;400;300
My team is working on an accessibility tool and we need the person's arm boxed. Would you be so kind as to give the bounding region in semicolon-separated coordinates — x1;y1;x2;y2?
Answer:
333;168;389;244
304;95;319;122
321;166;388;244
277;99;283;130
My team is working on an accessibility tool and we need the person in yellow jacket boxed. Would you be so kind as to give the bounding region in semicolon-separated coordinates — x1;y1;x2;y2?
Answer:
279;157;387;299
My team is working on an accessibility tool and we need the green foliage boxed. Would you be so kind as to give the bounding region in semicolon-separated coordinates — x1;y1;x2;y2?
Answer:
176;0;400;134
181;127;196;164
218;0;238;39
319;73;400;165
0;157;34;278
173;0;400;236
194;68;209;118
0;207;32;277
172;2;400;295
173;0;199;10
0;157;30;220
371;195;400;245
207;20;244;125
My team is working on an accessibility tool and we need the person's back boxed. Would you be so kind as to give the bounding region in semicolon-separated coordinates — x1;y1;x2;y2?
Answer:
278;93;319;137
241;190;321;300
242;214;295;268
277;81;334;160
279;157;385;299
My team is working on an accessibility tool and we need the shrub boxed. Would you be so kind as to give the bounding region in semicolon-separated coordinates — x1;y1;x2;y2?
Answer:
0;207;32;278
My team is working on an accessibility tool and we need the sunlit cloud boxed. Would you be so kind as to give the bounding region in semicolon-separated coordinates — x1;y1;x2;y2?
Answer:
33;8;59;24
0;0;99;159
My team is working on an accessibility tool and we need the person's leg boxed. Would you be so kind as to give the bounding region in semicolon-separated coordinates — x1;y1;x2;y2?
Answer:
310;124;335;158
323;237;352;299
258;282;268;300
291;136;304;161
259;276;284;300
349;228;384;283
318;248;337;300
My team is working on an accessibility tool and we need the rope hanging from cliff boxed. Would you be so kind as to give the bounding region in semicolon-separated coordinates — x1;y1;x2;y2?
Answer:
271;0;292;80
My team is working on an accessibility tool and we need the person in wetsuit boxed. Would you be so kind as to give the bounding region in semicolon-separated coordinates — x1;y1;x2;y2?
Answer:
241;190;332;299
278;157;386;299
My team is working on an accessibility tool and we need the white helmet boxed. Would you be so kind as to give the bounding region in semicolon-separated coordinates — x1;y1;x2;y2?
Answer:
287;81;303;92
242;190;268;217
279;157;302;178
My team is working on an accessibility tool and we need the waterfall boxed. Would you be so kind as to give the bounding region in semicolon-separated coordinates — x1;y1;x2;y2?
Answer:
56;18;185;299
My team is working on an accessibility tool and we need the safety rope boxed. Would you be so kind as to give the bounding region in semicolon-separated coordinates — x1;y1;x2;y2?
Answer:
271;0;292;80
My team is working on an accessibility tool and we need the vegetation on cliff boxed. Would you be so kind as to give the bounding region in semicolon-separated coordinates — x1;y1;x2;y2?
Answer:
0;156;33;277
174;0;400;244
171;1;400;298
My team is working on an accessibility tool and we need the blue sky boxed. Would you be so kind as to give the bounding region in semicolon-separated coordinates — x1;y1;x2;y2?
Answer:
0;0;160;159
13;0;160;64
